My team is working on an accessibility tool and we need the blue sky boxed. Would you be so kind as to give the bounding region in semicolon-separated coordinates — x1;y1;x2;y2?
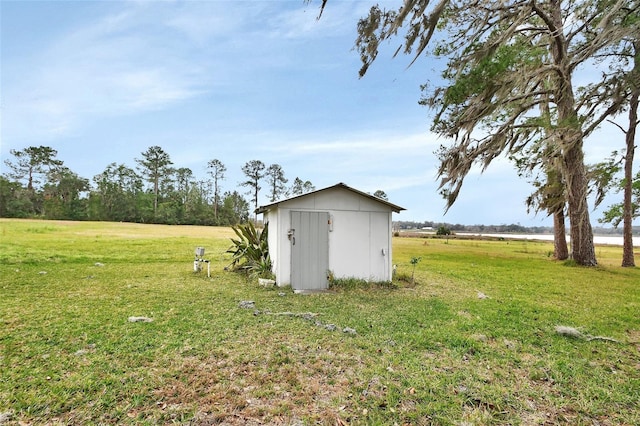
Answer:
0;0;631;227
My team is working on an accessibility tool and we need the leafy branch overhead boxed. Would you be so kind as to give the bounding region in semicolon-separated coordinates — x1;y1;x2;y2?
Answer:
337;0;640;266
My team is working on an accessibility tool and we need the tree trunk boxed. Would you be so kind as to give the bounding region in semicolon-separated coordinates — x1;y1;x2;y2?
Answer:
622;90;637;267
27;168;34;191
563;143;597;265
213;179;219;221
153;178;159;216
548;0;596;266
254;185;259;222
540;78;568;260
553;209;569;260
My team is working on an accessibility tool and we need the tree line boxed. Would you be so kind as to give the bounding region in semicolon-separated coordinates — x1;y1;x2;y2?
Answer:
0;145;316;226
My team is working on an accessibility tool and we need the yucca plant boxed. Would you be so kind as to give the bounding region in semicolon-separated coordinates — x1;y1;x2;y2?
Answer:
227;221;272;278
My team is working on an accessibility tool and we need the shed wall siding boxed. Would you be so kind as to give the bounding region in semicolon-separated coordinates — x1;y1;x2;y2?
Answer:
330;210;371;279
265;210;279;281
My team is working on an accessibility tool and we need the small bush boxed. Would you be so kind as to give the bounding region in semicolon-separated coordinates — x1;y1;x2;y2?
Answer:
394;270;416;286
563;259;579;267
436;226;452;236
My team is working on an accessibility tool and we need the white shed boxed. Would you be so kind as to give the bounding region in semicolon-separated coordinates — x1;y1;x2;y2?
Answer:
256;183;405;291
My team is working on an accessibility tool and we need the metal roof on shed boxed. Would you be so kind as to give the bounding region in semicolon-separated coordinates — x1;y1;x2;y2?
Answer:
255;182;405;214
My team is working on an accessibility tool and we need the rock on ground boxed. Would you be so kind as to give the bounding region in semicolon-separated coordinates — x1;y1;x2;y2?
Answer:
128;316;153;323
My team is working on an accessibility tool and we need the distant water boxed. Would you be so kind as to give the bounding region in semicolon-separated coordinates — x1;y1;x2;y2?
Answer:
457;233;634;247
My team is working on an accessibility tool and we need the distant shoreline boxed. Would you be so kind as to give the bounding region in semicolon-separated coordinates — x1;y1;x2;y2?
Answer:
458;233;633;247
400;231;636;247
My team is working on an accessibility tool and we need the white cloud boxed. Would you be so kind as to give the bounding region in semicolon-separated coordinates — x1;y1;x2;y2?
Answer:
3;4;221;143
269;1;362;39
165;4;245;45
361;171;437;192
269;130;440;155
4;1;363;146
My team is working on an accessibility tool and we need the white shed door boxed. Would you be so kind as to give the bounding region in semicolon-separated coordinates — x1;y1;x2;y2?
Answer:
290;211;329;291
369;212;391;281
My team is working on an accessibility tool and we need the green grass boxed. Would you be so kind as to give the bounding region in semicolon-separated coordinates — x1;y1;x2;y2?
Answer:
1;219;639;425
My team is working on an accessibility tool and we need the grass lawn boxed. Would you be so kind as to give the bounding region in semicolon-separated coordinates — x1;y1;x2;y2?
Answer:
1;219;639;425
